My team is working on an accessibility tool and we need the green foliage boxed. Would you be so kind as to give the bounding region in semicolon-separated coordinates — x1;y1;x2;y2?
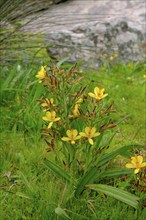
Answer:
34;63;145;211
0;63;45;138
0;61;145;220
87;184;139;209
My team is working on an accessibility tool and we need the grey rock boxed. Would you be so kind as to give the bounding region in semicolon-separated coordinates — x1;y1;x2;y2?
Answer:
21;0;145;67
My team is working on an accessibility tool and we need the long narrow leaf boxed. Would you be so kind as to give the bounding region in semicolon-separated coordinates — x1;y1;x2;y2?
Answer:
16;192;32;200
100;168;133;178
75;167;97;197
43;160;73;183
75;144;142;196
19;171;34;192
96;144;143;168
87;184;139;209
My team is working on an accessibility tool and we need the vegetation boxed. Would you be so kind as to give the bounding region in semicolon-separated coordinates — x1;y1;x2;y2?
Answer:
0;58;146;219
1;1;145;219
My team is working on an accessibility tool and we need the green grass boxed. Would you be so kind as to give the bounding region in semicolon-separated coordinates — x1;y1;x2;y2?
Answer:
0;60;146;220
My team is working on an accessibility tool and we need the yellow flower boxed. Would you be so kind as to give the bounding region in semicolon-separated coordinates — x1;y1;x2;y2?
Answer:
79;70;83;73
114;54;118;58
79;127;100;145
42;111;60;128
103;53;107;57
144;75;146;79
72;104;80;117
70;98;83;118
125;155;146;174
36;66;47;83
61;129;81;144
88;87;108;101
109;56;114;61
41;98;55;110
75;98;83;104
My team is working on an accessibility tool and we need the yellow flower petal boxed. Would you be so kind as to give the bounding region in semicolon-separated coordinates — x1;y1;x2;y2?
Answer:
89;138;94;145
94;87;100;96
134;168;140;174
48;122;53;128
85;127;90;134
66;130;71;137
54;117;61;122
88;92;95;98
137;155;143;164
90;127;96;136
72;129;78;137
125;163;135;168
51;111;56;118
77;98;83;103
140;162;146;168
46;111;51;118
100;88;105;94
102;93;108;98
79;132;86;137
42;116;49;121
75;135;81;140
93;132;100;137
61;137;71;142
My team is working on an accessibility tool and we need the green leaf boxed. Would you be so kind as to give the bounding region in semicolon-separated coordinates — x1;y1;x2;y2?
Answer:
55;207;71;219
100;168;133;178
43;160;73;183
96;144;143;167
75;167;97;197
75;149;120;197
16;192;32;200
19;172;34;192
75;145;143;196
86;184;139;209
56;57;69;67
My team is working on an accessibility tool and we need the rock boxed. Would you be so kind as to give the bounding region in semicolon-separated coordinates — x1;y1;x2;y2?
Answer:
46;19;144;67
21;0;145;67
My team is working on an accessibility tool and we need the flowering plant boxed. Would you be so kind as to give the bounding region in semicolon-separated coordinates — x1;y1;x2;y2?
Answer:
35;64;141;209
126;155;146;174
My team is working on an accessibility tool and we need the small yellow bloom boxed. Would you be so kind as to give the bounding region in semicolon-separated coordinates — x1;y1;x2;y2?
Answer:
144;75;146;79
61;129;81;144
79;70;83;73
75;98;83;104
36;66;47;83
125;155;146;174
79;127;100;145
72;104;80;117
70;98;83;118
88;87;108;101
128;63;131;67
109;56;114;61
103;53;107;57
41;98;55;110
114;54;118;58
42;111;60;128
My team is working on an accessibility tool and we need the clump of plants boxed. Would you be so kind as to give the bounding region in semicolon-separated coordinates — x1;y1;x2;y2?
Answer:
35;64;145;217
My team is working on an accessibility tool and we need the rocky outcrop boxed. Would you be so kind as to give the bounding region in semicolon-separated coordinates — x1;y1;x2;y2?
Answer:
20;0;146;66
46;19;144;67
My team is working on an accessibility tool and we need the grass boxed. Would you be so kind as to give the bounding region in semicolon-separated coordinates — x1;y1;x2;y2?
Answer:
0;59;146;220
